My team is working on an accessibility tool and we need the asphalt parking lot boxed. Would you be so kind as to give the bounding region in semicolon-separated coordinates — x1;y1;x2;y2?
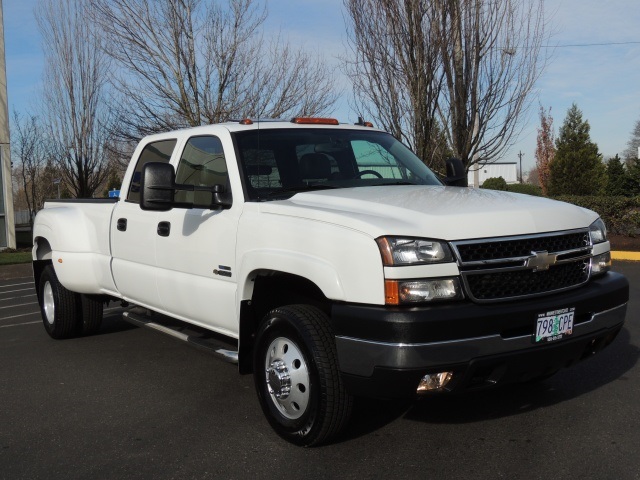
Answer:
1;262;639;479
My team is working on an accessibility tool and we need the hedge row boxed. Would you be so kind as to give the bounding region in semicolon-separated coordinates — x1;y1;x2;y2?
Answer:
480;177;543;196
552;195;640;237
480;177;640;236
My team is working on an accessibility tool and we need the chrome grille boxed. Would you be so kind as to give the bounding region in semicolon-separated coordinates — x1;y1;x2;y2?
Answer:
455;231;590;263
464;260;590;301
451;230;593;303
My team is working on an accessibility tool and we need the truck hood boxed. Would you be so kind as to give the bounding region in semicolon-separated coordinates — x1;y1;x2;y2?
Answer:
259;186;597;240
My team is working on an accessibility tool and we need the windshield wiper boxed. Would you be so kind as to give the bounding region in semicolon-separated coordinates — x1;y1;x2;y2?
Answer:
265;184;340;197
374;181;419;186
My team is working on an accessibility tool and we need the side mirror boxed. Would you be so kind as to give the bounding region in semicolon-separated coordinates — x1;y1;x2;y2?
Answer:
444;157;468;187
140;162;176;211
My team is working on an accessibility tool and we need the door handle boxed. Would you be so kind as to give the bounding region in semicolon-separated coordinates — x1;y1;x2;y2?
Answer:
157;221;171;237
117;218;127;232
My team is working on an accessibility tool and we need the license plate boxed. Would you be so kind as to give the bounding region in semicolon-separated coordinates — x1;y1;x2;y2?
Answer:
535;307;575;343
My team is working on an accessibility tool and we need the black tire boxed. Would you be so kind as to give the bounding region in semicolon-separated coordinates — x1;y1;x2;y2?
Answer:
253;305;353;446
38;265;80;339
79;294;103;336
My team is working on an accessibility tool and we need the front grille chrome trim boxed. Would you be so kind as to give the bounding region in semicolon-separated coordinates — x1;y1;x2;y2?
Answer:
451;228;592;265
450;229;594;303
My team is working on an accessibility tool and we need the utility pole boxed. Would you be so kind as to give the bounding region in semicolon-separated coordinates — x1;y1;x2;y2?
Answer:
0;0;16;249
518;151;525;183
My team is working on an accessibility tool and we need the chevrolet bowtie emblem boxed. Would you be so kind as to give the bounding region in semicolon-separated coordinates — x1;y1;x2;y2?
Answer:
525;250;557;272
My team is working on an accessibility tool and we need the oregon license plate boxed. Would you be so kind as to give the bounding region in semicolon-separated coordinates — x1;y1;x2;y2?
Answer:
535;307;575;343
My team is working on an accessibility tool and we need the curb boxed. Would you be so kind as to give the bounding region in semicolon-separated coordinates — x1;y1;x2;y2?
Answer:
612;251;640;262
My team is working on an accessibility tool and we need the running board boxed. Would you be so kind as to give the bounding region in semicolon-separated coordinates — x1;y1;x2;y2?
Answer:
122;309;238;364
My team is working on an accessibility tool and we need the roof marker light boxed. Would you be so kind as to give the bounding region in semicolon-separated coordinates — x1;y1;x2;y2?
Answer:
291;117;340;125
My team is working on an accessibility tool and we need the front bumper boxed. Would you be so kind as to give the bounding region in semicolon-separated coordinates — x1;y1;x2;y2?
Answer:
331;272;629;398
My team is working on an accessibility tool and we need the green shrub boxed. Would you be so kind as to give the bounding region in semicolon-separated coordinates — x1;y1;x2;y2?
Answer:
0;251;32;265
481;177;508;191
552;195;640;236
507;183;543;196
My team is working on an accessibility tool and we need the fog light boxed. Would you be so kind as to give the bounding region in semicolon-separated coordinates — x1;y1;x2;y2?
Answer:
417;372;453;393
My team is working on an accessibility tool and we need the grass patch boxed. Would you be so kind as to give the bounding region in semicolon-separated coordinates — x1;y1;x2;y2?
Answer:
0;251;32;266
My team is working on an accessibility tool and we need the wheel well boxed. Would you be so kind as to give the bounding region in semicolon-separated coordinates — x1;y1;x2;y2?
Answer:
238;272;331;374
33;238;53;302
34;237;53;261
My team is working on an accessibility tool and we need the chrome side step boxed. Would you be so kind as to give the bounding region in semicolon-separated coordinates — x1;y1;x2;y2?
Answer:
123;309;238;364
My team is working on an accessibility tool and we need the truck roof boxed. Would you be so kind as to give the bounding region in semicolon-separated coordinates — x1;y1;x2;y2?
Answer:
139;118;382;142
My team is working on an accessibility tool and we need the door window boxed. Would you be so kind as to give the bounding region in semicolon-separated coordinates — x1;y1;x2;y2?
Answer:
175;136;231;207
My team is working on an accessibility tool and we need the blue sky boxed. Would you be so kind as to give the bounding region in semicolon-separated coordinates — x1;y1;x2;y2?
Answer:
4;0;640;173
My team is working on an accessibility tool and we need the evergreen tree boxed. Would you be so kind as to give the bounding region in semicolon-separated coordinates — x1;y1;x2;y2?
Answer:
102;169;123;198
627;157;640;196
605;154;631;196
548;104;605;196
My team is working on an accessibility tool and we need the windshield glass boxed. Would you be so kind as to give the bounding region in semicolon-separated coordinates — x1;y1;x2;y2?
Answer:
233;128;443;200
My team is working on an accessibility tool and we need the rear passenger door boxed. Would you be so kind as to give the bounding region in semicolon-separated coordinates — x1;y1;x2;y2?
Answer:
111;138;177;308
154;135;241;337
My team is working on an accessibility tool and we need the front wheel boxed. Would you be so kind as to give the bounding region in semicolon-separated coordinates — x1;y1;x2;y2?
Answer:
253;305;353;446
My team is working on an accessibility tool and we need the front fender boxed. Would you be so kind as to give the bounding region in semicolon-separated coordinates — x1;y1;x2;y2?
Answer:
238;249;346;302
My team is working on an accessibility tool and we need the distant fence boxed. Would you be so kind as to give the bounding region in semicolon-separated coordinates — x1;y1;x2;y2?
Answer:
14;210;32;226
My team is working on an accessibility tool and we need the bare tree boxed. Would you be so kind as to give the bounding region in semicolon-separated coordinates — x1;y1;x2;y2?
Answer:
11;112;47;227
90;0;339;142
37;0;113;198
623;118;640;161
344;1;449;172
344;0;550;172
534;105;555;195
525;166;540;186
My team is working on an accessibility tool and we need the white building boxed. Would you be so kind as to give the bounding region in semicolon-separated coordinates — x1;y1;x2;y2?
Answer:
0;2;15;249
468;162;518;187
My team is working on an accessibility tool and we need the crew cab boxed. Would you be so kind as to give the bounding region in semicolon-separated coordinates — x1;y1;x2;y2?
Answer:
32;118;629;446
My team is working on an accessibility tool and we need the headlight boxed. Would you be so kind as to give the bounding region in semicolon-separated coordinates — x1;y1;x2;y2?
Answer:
385;278;463;305
376;237;453;265
589;218;608;244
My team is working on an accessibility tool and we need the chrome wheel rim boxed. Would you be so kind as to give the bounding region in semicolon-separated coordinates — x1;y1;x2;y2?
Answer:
264;336;310;420
43;281;55;325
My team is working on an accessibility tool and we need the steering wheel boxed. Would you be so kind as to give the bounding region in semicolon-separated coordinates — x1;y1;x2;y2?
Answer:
354;169;383;179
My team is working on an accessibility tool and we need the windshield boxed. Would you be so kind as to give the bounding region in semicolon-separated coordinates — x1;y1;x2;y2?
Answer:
233;128;443;200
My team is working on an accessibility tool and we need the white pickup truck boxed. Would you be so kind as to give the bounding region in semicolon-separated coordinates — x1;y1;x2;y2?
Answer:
33;118;629;446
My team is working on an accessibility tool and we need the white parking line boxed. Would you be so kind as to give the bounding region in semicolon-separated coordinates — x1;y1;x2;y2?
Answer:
0;320;41;329
0;282;33;289
0;302;39;310
0;311;40;322
0;294;37;302
0;307;123;327
0;288;35;295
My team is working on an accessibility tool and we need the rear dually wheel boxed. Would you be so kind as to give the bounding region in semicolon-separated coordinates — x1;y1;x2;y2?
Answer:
39;265;80;339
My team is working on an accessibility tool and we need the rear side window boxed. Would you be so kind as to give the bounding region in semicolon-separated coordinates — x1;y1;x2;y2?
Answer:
127;139;177;203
